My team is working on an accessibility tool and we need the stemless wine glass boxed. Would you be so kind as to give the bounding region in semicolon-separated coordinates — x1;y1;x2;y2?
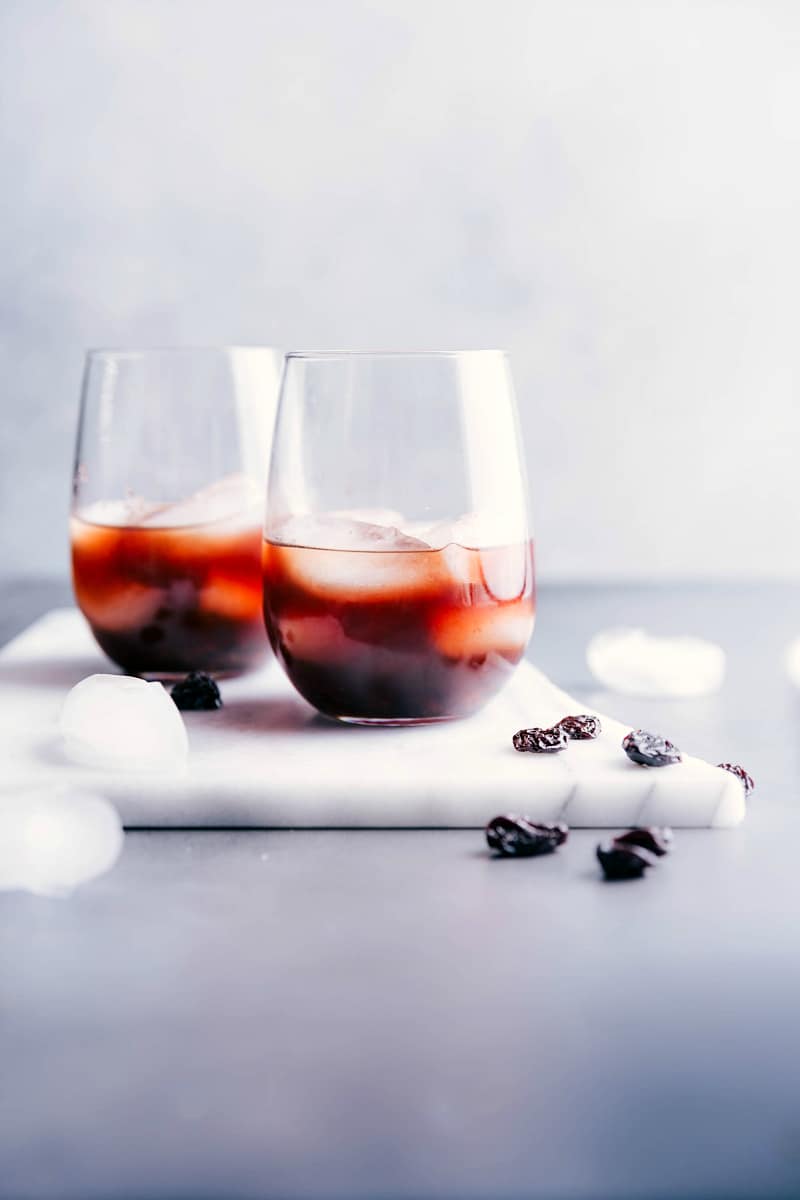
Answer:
71;346;282;676
262;351;535;723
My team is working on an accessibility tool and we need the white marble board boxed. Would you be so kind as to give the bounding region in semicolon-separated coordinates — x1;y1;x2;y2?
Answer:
0;610;744;828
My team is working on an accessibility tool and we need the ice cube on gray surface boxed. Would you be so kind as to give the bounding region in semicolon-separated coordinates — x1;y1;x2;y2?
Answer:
0;787;123;896
587;627;725;697
785;637;800;688
60;674;189;770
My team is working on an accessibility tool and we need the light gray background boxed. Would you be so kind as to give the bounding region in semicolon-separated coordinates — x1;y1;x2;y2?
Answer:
1;0;798;582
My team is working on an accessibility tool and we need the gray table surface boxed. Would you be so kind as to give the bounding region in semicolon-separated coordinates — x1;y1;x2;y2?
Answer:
1;579;799;1200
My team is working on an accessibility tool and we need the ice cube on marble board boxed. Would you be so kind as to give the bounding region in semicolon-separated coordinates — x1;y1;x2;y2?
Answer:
59;674;189;771
587;627;726;698
0;787;123;897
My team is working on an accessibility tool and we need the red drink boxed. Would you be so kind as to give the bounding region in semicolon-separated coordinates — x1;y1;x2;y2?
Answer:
71;477;268;675
262;531;535;722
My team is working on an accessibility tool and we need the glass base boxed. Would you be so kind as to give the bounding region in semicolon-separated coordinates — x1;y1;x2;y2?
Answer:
331;714;461;727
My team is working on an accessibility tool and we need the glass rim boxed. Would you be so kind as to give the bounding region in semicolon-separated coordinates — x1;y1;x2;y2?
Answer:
85;345;282;360
284;349;509;362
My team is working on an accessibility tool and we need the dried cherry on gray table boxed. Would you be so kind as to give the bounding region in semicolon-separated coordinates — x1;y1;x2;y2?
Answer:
2;578;800;1200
